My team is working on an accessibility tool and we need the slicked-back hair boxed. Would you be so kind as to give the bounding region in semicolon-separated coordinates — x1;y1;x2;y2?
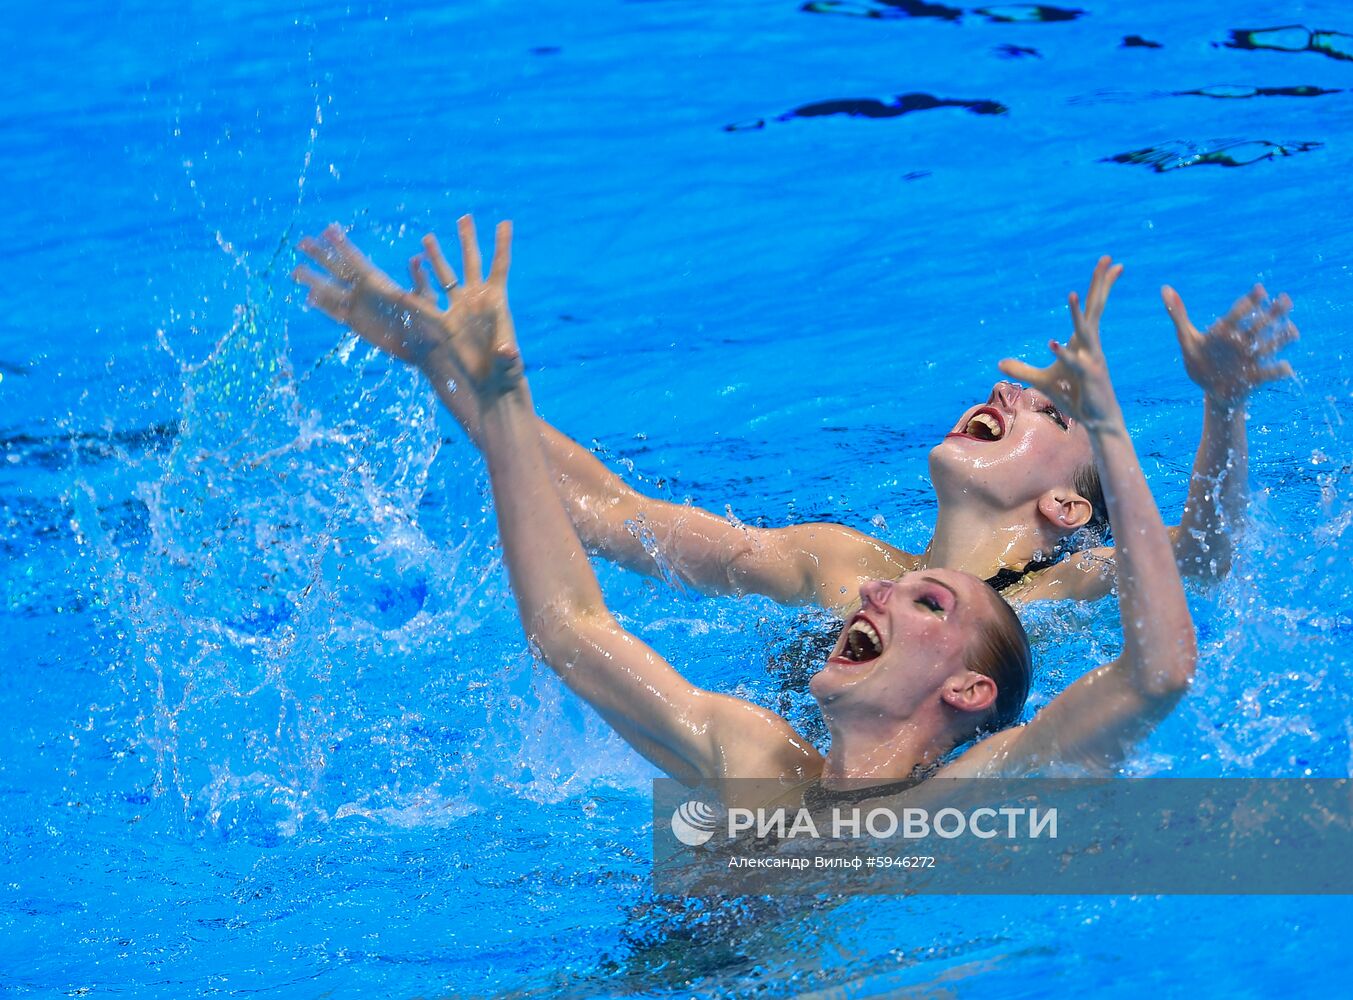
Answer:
966;589;1032;733
1074;461;1110;543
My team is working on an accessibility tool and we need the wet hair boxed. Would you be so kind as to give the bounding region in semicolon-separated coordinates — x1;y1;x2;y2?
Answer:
1073;461;1110;543
965;589;1032;733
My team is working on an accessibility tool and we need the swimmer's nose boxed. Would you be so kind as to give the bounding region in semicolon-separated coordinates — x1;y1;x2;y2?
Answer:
859;579;894;609
990;381;1021;410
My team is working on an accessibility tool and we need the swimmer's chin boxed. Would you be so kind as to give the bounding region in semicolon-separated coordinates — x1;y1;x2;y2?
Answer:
810;657;878;702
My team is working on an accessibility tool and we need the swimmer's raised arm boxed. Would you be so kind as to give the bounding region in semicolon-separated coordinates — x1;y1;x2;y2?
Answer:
956;257;1197;774
1164;284;1296;577
415;216;818;797
1018;283;1297;603
512;438;916;613
293;226;913;616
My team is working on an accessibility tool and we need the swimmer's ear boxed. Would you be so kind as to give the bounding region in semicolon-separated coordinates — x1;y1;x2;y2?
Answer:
940;671;998;716
1036;489;1092;536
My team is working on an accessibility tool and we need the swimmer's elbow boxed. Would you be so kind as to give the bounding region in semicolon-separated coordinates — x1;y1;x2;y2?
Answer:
1139;644;1198;700
1150;666;1195;701
724;530;820;604
524;599;614;655
1181;551;1232;583
1172;527;1234;582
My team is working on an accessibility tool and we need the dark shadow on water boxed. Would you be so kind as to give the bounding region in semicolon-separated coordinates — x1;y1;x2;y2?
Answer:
973;4;1081;23
1174;84;1342;100
0;421;178;471
763;609;840;748
994;43;1041;59
727;93;1007;132
1104;139;1322;173
802;0;963;21
1223;25;1353;63
802;1;1083;23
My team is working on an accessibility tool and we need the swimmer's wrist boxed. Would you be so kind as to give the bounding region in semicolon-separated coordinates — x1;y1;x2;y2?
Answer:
1082;407;1128;441
478;381;533;416
417;343;459;379
1204;392;1246;418
1073;379;1126;439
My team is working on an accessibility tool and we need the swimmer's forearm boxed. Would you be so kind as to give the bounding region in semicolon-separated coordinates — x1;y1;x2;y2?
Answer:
423;357;486;447
532;424;807;600
476;383;778;786
981;415;1198;774
534;422;666;570
1089;422;1197;695
478;389;609;630
534;428;908;607
1175;396;1247;577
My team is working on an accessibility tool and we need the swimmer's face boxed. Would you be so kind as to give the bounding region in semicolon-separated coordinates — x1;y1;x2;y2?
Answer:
810;570;1001;716
929;381;1093;513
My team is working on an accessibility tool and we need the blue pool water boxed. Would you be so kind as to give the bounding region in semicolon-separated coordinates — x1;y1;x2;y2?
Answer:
4;0;1353;995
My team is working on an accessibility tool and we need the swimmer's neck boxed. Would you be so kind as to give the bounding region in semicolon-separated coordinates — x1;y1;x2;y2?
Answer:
921;499;1051;580
817;717;947;792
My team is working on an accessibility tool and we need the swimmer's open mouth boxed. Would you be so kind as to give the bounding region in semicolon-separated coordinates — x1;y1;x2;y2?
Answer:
945;405;1007;443
836;615;883;664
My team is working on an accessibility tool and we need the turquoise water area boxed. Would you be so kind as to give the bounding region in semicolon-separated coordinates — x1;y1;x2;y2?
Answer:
4;0;1353;995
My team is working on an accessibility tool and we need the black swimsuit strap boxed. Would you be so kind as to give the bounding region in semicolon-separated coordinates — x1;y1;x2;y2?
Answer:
800;772;931;811
984;566;1029;592
984;556;1058;593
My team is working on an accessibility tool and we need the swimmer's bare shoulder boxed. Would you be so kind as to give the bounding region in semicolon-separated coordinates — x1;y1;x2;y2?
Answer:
700;692;823;808
934;728;1025;778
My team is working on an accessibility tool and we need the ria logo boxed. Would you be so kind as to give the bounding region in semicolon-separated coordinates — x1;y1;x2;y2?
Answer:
670;799;719;846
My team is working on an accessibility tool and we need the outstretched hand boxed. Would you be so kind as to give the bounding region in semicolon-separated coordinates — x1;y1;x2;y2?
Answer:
293;214;521;402
294;223;448;369
999;255;1125;432
1163;283;1297;406
420;215;522;401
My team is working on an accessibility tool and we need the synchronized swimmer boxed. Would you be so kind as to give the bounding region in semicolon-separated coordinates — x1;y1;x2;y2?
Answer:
290;216;1294;808
295;222;1295;619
